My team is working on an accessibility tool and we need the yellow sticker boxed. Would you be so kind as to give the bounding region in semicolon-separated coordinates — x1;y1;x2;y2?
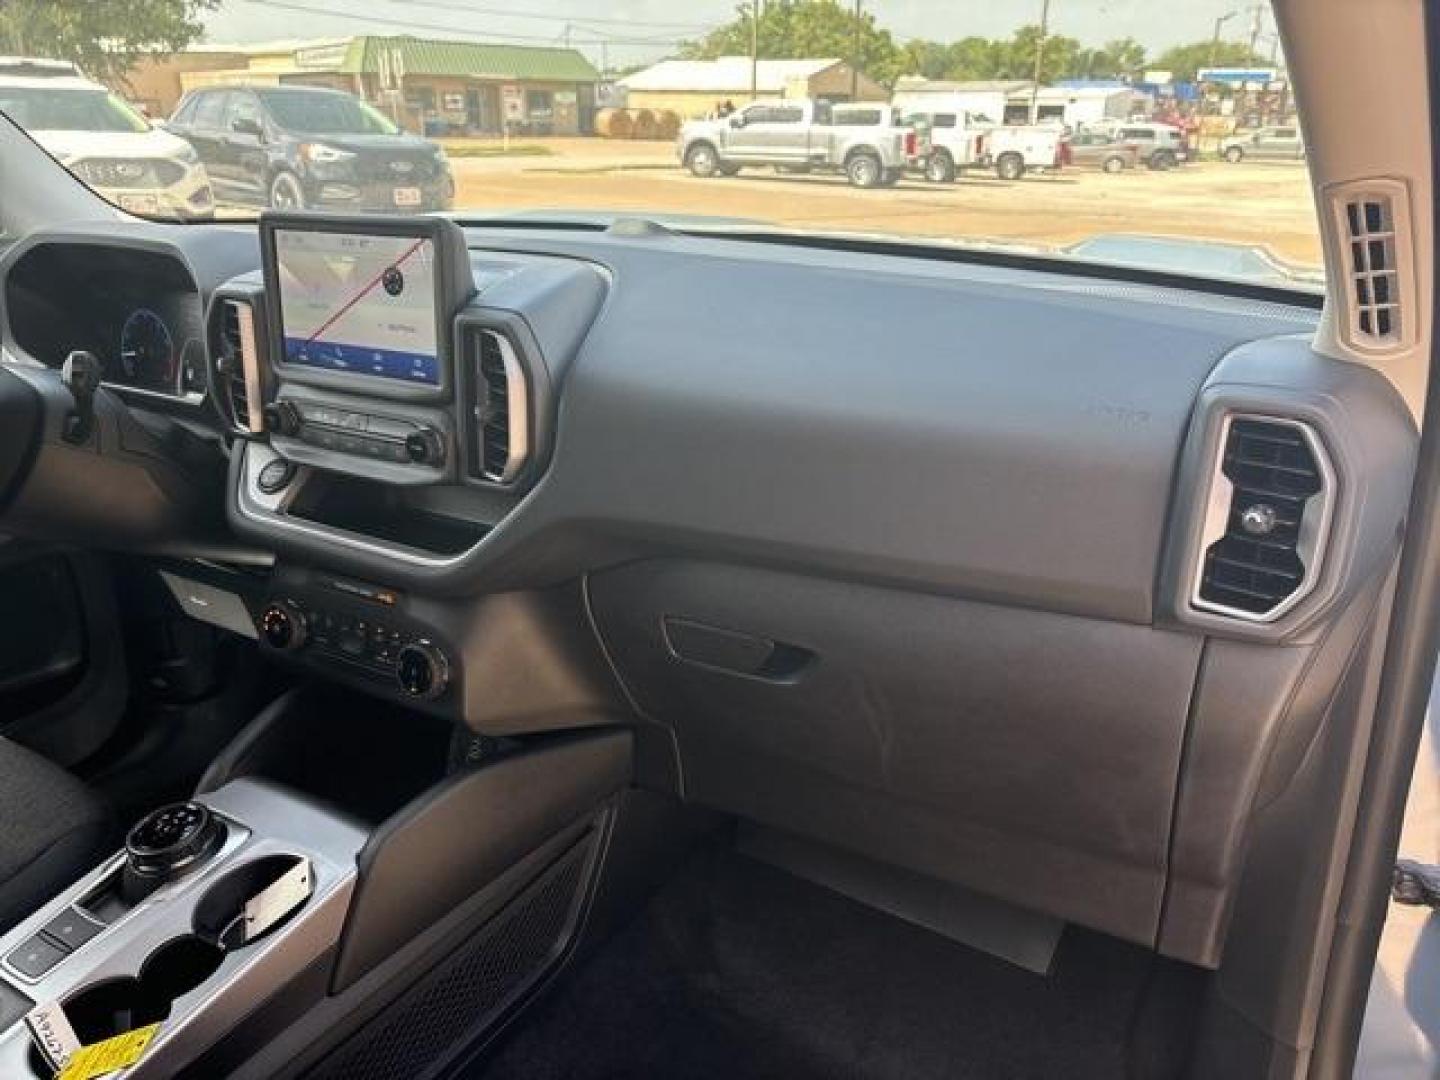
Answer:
56;1023;161;1080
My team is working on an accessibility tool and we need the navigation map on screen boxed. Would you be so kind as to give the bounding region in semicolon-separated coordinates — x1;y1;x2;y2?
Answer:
275;230;440;385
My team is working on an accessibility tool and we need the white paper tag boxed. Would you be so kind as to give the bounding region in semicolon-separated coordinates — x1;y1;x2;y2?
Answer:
237;858;313;945
25;1000;81;1071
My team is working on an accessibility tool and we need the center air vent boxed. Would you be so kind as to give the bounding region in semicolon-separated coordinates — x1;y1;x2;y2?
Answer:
466;328;530;484
1193;415;1333;622
216;298;264;434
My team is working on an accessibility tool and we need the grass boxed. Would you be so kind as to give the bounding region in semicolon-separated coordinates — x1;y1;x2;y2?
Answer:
438;140;553;158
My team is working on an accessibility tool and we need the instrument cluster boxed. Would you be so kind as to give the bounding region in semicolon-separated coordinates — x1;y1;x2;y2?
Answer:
4;242;208;400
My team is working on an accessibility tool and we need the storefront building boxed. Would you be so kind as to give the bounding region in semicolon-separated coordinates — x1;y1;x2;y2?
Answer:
145;35;600;134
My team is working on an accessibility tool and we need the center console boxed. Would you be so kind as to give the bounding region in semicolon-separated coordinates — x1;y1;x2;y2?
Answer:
201;213;611;730
0;781;368;1078
0;684;633;1079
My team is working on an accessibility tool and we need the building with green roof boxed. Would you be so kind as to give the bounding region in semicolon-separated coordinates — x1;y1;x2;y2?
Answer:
162;35;602;134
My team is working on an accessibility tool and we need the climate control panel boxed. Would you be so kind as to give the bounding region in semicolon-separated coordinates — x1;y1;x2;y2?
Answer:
257;596;450;701
266;400;446;467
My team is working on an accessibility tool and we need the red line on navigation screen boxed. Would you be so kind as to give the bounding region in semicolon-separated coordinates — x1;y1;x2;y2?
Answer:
301;236;428;349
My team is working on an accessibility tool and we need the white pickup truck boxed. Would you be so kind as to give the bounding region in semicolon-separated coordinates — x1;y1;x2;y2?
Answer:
678;99;913;188
904;110;1069;182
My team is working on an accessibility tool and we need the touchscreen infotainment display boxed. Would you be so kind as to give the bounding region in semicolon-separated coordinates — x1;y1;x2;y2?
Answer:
274;229;440;385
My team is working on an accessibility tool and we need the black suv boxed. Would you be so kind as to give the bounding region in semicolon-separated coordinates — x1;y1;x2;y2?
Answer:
167;85;453;213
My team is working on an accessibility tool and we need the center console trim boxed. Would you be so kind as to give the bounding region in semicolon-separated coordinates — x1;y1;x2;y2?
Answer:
236;442;488;569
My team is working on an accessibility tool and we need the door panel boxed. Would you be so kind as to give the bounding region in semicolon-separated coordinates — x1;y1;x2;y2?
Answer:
0;545;128;766
0;546;84;702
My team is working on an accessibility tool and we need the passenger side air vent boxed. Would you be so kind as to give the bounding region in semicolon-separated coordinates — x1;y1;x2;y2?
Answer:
215;297;265;435
1327;178;1415;354
466;328;530;484
1193;416;1333;622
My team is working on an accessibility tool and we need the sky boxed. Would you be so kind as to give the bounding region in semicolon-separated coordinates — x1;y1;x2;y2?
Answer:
200;0;1281;72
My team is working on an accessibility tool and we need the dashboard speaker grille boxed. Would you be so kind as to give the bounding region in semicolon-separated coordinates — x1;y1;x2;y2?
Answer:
1194;416;1332;621
467;328;530;484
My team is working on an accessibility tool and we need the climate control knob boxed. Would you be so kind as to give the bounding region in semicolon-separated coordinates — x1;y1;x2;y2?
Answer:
396;642;449;700
404;428;445;467
263;401;302;438
259;602;307;651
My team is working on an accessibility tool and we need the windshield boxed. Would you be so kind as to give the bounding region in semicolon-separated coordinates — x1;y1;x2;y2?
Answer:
0;2;1319;288
261;90;399;136
0;87;149;133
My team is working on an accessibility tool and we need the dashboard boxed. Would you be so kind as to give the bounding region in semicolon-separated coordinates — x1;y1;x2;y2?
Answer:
0;213;1421;999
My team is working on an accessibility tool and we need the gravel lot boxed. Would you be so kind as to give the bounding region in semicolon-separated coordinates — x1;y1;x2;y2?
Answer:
445;137;1322;271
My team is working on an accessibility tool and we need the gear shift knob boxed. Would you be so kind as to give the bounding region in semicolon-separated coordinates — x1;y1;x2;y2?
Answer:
121;801;225;902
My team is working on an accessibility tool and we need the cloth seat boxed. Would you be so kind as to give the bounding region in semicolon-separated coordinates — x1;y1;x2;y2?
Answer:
0;736;112;934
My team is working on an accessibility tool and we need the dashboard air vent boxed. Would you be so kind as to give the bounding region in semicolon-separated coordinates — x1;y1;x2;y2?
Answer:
1193;416;1333;622
217;298;264;434
468;328;529;484
1345;197;1399;341
1326;178;1414;355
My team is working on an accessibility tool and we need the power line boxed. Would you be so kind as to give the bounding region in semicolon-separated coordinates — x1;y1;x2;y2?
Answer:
234;0;693;47
370;0;710;31
567;22;706;45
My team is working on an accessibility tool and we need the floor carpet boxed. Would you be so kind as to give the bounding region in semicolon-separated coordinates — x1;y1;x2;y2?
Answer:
467;844;1203;1079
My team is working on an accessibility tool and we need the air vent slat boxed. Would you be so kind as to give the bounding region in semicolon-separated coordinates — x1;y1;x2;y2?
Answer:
218;299;253;431
465;328;531;485
1336;187;1405;349
1195;416;1331;621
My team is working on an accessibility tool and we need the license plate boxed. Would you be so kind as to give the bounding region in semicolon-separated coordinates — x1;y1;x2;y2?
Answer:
118;193;158;214
393;187;422;207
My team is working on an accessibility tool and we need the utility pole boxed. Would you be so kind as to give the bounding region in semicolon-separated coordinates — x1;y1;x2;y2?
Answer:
750;1;758;100
1028;0;1050;125
1208;10;1237;72
1247;3;1264;56
850;0;861;100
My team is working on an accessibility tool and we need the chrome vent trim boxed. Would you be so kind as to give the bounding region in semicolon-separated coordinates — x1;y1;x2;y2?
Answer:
471;329;530;484
1190;414;1335;623
220;298;265;435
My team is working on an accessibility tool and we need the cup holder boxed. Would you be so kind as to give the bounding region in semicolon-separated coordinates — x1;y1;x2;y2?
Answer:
193;854;311;948
27;934;226;1073
24;857;310;1076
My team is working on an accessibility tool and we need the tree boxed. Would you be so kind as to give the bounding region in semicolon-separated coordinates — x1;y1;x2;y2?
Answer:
899;40;954;81
1152;40;1270;83
683;0;904;88
996;25;1083;83
942;37;1006;80
1079;37;1147;80
0;0;218;86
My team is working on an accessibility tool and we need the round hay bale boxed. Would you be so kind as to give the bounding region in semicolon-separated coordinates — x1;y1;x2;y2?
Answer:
630;109;658;140
655;110;681;140
594;108;632;139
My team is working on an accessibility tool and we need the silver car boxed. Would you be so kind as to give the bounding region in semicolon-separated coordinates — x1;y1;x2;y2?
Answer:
1220;125;1306;163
